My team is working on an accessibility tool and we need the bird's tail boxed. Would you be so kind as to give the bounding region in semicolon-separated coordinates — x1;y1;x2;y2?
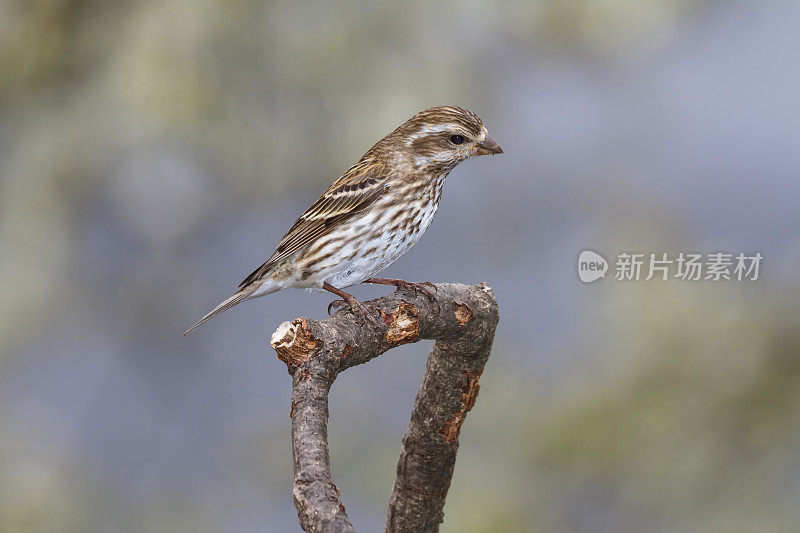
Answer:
182;282;271;335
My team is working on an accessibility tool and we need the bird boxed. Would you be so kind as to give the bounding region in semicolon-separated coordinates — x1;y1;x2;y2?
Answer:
183;105;502;335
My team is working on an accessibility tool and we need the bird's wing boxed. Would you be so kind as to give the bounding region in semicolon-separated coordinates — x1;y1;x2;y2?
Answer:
238;161;391;288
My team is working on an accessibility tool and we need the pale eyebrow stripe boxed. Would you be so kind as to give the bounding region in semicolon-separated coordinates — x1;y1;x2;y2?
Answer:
409;123;472;139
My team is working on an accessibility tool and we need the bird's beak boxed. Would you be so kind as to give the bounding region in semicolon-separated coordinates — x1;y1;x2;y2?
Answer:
475;134;503;156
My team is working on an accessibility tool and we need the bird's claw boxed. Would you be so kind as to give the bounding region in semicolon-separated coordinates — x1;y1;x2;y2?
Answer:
328;299;346;315
393;280;438;304
328;298;380;325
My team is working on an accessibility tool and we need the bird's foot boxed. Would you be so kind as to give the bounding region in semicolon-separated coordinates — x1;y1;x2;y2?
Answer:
327;296;379;325
365;277;437;303
323;281;380;325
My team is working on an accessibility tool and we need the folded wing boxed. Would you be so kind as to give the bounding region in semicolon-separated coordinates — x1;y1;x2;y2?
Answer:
239;161;391;288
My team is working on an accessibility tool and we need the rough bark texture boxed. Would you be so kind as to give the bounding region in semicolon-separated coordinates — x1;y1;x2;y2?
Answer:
270;282;499;533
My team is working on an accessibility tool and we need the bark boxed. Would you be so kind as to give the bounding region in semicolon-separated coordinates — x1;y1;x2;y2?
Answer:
270;282;499;533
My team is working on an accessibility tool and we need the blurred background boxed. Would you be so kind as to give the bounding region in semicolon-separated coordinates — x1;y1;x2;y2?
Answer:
2;0;800;531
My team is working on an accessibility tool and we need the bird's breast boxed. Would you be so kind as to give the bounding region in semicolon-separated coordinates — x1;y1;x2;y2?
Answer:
294;176;446;288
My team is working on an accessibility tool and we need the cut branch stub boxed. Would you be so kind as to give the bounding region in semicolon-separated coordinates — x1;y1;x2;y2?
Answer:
271;317;320;370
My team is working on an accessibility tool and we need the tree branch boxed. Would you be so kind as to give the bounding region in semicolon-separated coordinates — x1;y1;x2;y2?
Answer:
270;282;499;532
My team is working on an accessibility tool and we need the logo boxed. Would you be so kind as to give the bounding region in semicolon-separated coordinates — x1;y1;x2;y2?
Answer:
577;250;762;283
578;250;608;283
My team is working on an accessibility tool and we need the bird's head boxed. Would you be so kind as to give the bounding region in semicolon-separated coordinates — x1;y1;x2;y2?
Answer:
378;106;503;174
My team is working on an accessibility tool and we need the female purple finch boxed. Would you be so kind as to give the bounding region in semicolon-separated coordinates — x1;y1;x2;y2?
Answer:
184;106;502;334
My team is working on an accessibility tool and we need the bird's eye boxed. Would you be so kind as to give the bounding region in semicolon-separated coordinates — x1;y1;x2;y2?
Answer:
449;134;465;145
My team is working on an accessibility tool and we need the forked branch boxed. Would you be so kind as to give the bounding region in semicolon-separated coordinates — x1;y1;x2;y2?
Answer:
270;282;499;532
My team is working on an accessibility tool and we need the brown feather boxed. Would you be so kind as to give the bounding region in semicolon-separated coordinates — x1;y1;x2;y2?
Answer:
182;286;257;335
238;161;391;288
